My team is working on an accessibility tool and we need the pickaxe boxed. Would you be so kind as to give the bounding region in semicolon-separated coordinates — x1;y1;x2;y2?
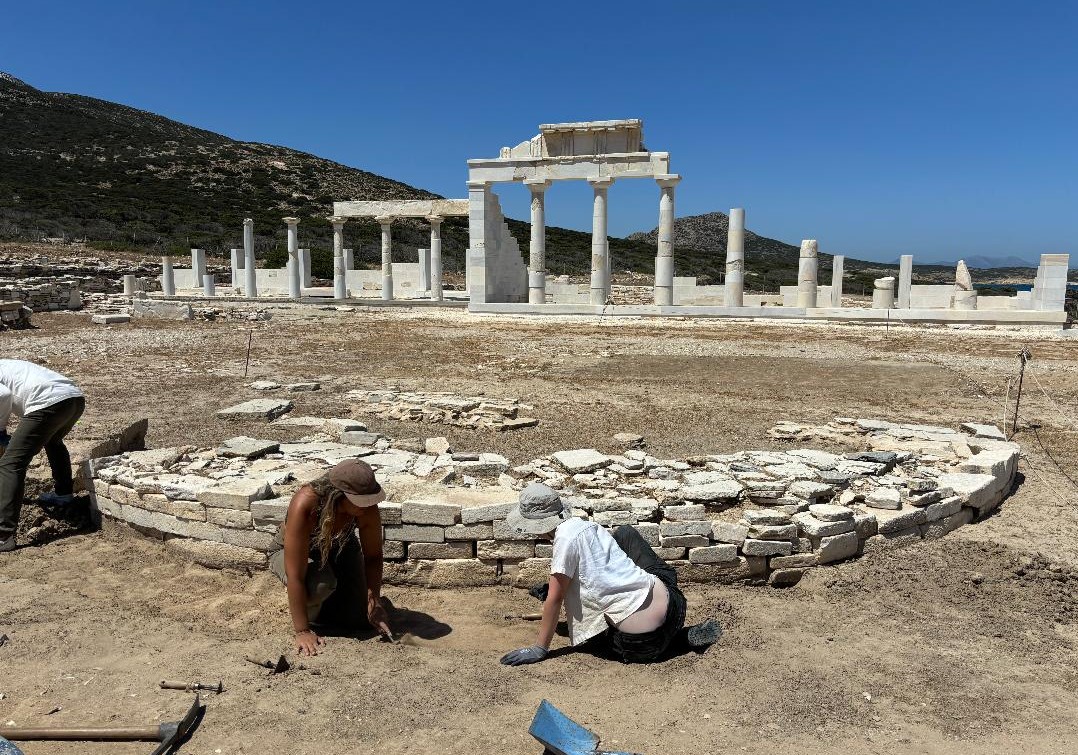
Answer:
0;693;201;755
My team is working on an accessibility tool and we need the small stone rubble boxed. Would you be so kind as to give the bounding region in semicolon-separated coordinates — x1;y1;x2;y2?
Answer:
347;389;539;431
88;416;1018;587
0;300;32;329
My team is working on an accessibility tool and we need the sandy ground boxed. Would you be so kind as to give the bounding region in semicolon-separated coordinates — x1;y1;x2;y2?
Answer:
2;305;1078;755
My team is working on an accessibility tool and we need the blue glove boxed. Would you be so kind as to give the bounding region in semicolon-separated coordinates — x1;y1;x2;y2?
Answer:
500;645;549;666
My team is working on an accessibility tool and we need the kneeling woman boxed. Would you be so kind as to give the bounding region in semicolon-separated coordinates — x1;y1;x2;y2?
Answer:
500;484;720;666
269;459;392;656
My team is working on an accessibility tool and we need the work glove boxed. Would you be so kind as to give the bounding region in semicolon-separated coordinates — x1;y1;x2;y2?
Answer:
500;645;549;666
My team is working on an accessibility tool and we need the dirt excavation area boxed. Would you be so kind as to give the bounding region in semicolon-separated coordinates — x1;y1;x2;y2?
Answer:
2;305;1078;755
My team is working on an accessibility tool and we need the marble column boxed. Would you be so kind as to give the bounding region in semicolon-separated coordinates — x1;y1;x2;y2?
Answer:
376;215;394;301
796;239;819;308
161;256;176;296
898;254;913;308
525;178;552;304
428;215;443;302
230;248;243;292
331;217;347;300
283;217;301;299
203;273;215;297
191;248;206;287
725;207;745;307
830;254;844;307
123;274;136;296
588;177;615;305
243;218;257;298
299;248;312;287
418;248;431;293
873;276;895;309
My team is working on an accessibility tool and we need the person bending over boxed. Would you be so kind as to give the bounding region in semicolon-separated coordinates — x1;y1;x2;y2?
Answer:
0;359;86;553
269;459;392;655
500;483;720;666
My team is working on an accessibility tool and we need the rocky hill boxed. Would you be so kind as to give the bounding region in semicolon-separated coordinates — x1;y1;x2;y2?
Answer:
628;210;802;260
0;72;462;265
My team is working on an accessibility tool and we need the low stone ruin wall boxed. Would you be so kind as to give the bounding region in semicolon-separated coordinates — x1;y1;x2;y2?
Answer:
0;280;82;311
87;416;1018;586
346;390;539;431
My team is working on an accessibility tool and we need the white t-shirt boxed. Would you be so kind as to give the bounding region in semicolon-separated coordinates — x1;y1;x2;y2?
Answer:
550;518;654;646
0;359;83;431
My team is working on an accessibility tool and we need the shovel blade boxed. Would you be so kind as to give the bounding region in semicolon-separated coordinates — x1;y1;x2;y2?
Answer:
529;700;642;755
0;737;25;755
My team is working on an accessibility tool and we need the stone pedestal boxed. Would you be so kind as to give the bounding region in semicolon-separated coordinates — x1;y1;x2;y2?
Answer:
331;218;347;300
796;240;819;308
428;216;443;302
830;254;844;307
653;175;680;306
377;215;395;301
123;274;136;296
588;177;614;304
243;218;257;298
161;257;176;297
873;276;895;309
525;179;551;304
203;274;216;298
725;207;745;307
283;218;301;299
898;254;913;308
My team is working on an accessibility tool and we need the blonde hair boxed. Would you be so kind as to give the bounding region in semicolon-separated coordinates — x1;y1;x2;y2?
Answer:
308;476;349;568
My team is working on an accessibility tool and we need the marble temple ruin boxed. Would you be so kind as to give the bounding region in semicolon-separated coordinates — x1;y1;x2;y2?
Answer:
140;118;1071;330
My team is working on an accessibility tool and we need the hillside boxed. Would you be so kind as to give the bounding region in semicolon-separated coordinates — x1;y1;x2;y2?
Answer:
0;72;465;266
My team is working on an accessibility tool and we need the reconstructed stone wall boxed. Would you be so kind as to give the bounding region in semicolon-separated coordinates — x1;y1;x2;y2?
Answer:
88;417;1017;587
0;280;82;311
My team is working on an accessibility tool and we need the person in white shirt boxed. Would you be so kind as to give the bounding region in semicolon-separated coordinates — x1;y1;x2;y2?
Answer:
500;483;720;666
0;359;86;553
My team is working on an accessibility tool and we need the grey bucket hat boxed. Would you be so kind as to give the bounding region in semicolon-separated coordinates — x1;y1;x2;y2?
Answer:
506;483;570;535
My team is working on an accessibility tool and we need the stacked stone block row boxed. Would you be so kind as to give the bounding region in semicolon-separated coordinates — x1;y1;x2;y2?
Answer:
87;417;1018;588
0;281;82;311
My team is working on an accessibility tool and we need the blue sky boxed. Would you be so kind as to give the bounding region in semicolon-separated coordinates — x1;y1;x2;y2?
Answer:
4;0;1077;263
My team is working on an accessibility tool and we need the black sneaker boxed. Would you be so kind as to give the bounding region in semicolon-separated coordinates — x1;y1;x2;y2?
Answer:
0;535;15;553
686;619;722;648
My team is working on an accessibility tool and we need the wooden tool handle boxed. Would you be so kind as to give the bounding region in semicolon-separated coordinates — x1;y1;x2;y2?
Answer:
0;724;163;741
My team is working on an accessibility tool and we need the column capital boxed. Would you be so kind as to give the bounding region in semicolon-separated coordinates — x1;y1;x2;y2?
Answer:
466;180;490;190
243;217;254;226
524;178;552;192
282;216;299;225
655;174;681;188
587;176;615;189
426;215;444;226
374;215;395;226
329;216;347;225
